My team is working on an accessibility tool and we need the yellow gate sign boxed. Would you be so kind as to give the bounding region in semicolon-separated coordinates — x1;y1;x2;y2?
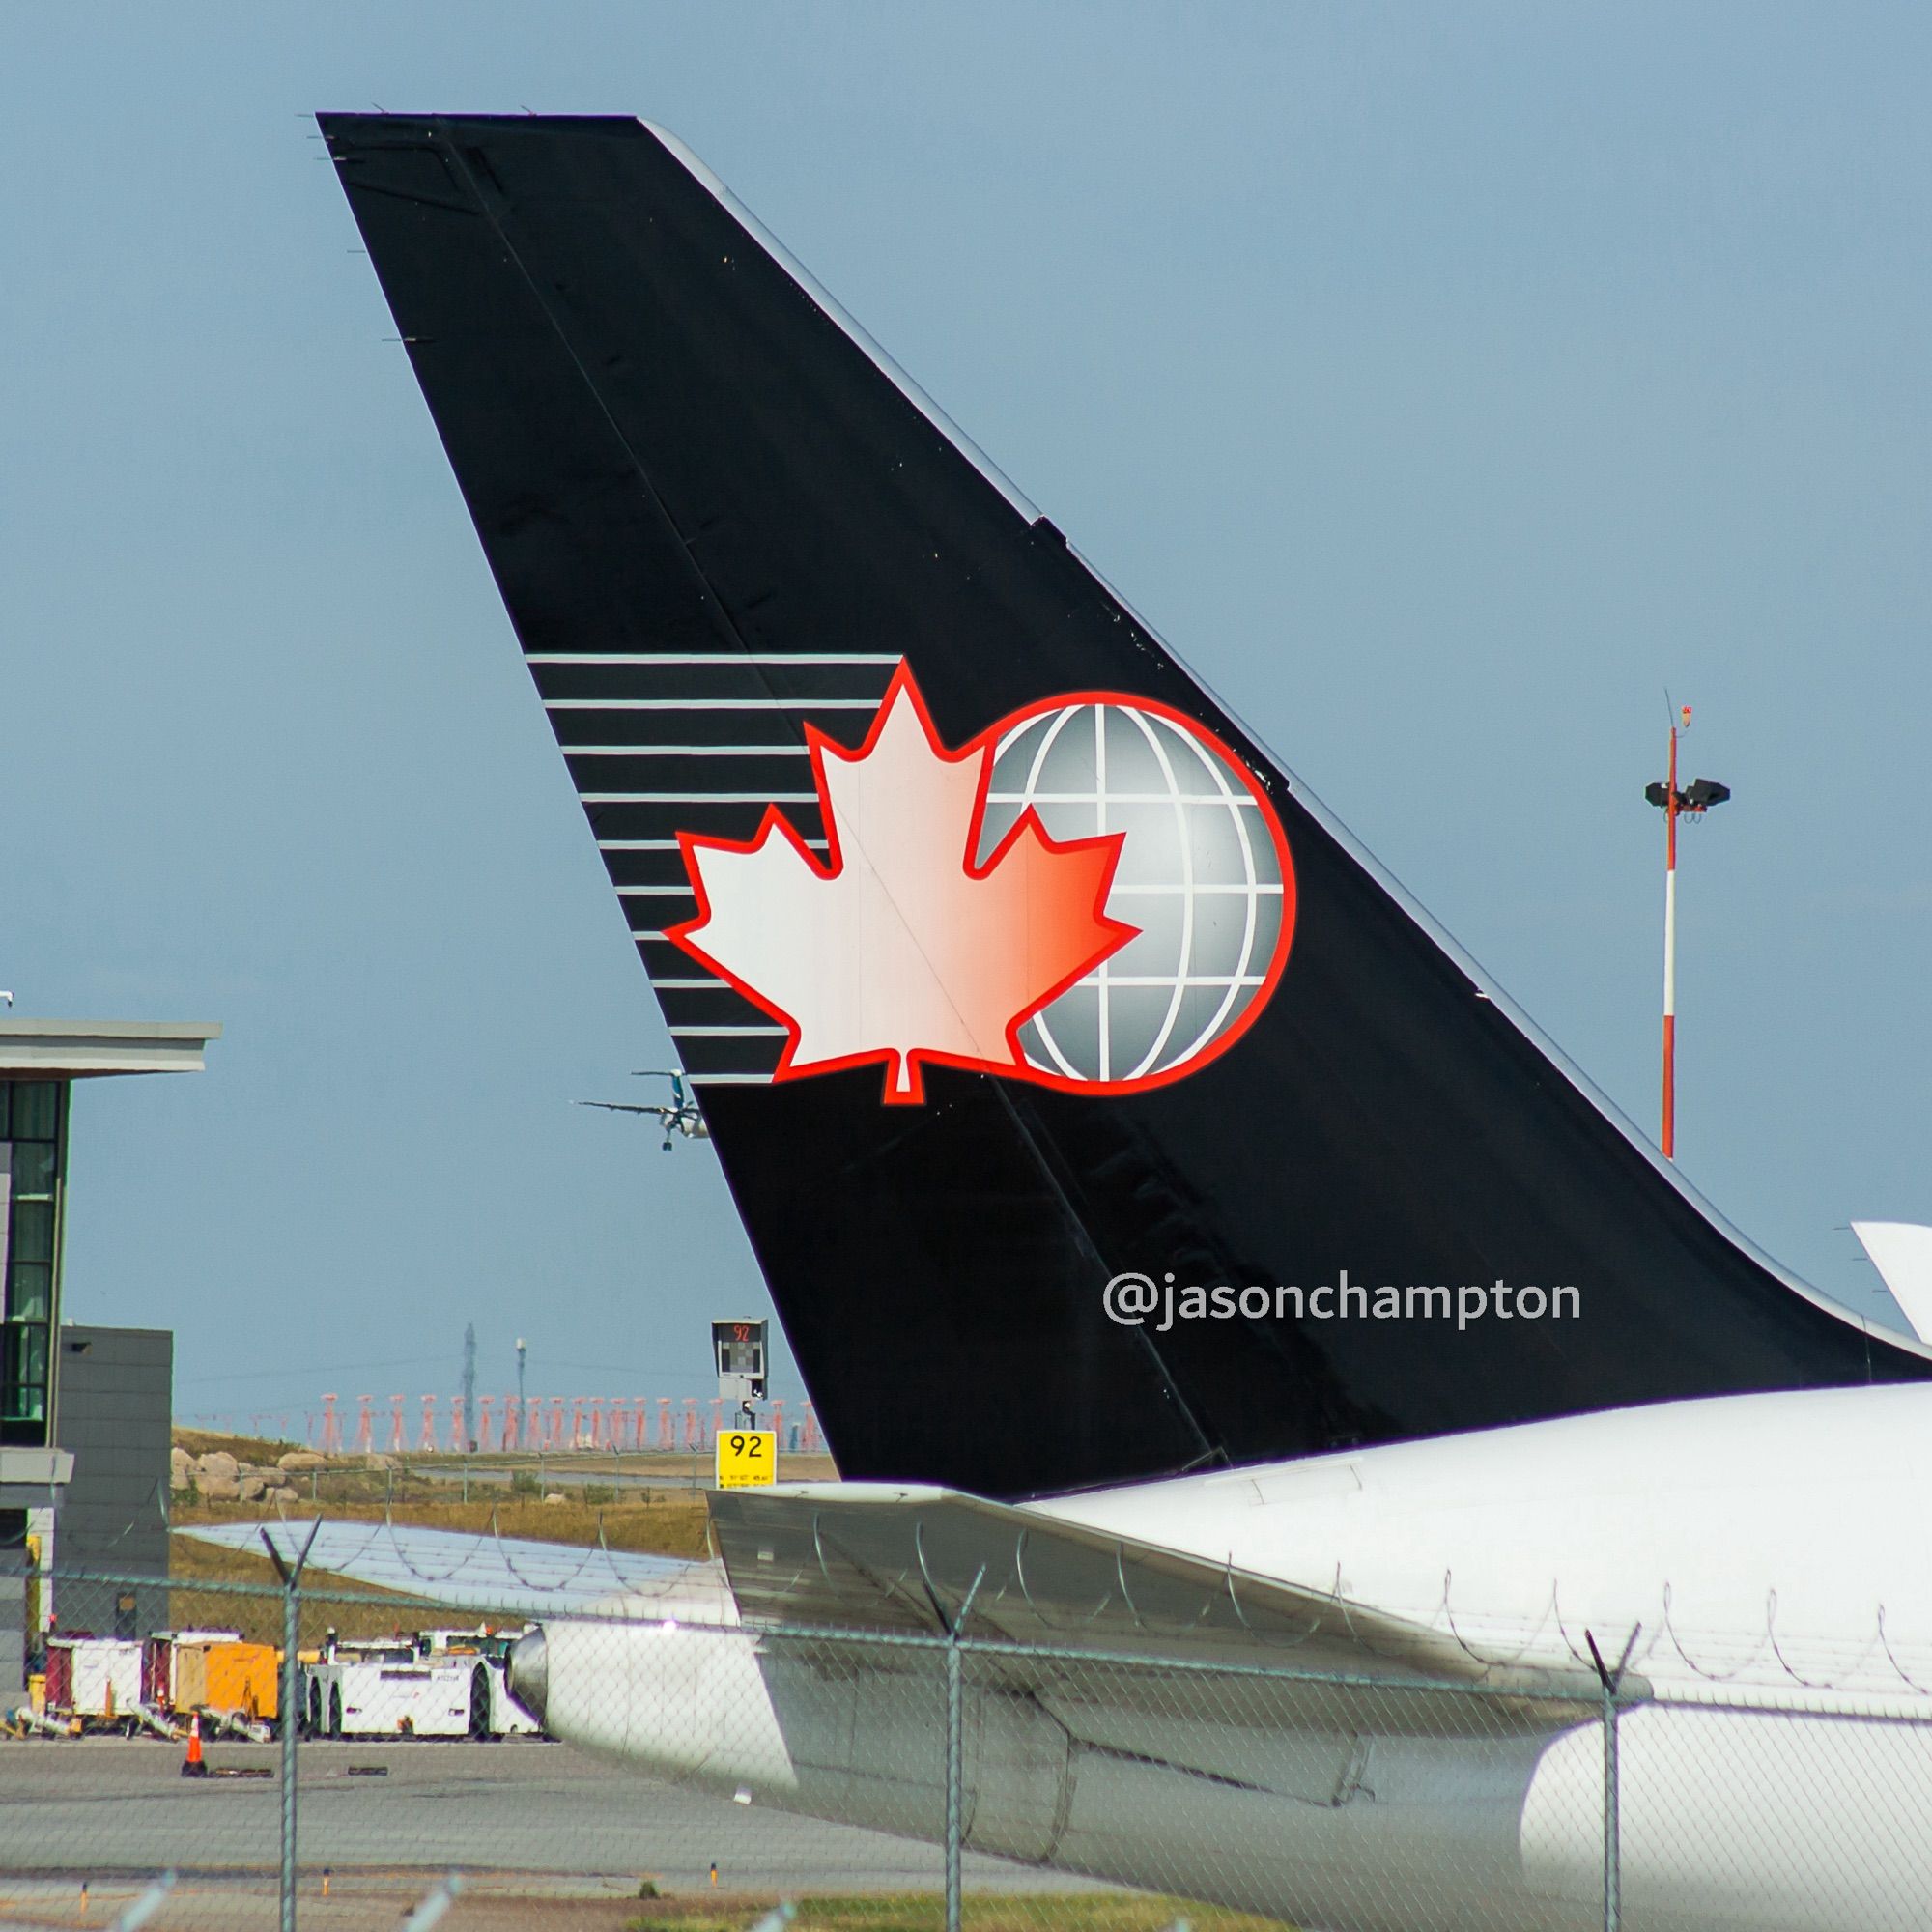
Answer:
716;1429;778;1489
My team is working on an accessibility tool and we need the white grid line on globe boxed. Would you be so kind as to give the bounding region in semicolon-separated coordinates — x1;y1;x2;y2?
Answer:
989;705;1280;1082
999;701;1113;1080
1190;709;1264;1062
984;791;1270;807
1121;705;1197;1081
1106;974;1267;987
1094;702;1110;1081
1015;704;1086;1082
1140;705;1271;1078
1108;883;1284;895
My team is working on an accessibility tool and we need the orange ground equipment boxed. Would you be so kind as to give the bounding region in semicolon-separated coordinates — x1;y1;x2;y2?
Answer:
145;1632;281;1724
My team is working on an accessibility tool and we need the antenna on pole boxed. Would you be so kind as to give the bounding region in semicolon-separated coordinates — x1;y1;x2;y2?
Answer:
1644;702;1731;1158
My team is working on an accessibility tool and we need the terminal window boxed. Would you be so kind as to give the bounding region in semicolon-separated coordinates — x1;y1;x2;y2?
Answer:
1;1081;63;1445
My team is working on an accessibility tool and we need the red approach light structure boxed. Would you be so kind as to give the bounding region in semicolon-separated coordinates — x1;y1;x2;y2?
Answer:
1644;704;1732;1158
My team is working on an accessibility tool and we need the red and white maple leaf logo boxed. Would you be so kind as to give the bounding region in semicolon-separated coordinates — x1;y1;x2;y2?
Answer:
668;663;1136;1103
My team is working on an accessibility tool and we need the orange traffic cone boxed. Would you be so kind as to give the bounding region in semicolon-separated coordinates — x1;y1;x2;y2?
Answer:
180;1712;207;1778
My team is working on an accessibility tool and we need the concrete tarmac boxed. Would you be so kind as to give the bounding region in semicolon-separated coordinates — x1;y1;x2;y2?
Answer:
0;1738;1110;1925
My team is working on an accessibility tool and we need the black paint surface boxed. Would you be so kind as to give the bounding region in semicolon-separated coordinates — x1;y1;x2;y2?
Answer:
322;114;1926;1499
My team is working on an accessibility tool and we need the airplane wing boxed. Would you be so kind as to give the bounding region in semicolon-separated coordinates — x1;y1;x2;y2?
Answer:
709;1485;1610;1729
180;1520;696;1616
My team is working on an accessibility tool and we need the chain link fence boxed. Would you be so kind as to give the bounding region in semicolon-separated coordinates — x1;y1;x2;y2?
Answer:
4;1554;1932;1930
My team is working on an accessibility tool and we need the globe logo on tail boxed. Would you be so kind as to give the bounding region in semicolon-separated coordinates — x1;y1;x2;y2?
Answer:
980;697;1290;1087
669;663;1294;1103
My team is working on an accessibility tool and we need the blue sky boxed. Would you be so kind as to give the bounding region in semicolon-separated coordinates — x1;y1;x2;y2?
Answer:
5;4;1930;1433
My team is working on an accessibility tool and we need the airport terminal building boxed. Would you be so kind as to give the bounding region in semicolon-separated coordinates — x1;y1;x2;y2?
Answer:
0;1018;217;1690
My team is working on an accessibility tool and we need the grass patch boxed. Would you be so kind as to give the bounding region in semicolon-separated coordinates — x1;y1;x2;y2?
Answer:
626;1899;1291;1932
173;1427;298;1463
172;1431;834;1525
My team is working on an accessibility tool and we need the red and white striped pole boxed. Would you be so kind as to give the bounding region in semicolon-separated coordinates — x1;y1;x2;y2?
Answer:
1648;703;1730;1159
1662;709;1682;1159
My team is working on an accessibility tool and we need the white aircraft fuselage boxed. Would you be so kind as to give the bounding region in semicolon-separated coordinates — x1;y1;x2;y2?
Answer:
521;1384;1932;1932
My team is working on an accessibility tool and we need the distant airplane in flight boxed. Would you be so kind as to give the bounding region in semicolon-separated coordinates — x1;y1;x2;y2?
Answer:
578;1068;710;1151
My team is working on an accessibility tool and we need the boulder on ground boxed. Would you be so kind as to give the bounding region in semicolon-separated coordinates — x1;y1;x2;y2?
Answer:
169;1446;193;1491
239;1474;270;1503
198;1475;242;1503
277;1450;325;1473
193;1451;240;1488
541;1492;567;1506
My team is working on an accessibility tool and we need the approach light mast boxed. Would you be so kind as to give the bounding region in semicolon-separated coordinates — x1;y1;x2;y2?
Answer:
1644;703;1731;1158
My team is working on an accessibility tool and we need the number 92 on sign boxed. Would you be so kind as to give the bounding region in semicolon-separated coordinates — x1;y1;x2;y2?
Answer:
716;1429;778;1489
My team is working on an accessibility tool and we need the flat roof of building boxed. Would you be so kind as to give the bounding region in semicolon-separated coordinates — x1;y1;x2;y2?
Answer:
0;1018;220;1079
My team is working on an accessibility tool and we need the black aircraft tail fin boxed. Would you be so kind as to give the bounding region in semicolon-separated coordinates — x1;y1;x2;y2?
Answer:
320;112;1928;1500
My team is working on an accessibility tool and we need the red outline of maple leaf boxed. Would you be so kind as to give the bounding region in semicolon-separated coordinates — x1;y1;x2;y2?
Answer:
666;661;1137;1104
